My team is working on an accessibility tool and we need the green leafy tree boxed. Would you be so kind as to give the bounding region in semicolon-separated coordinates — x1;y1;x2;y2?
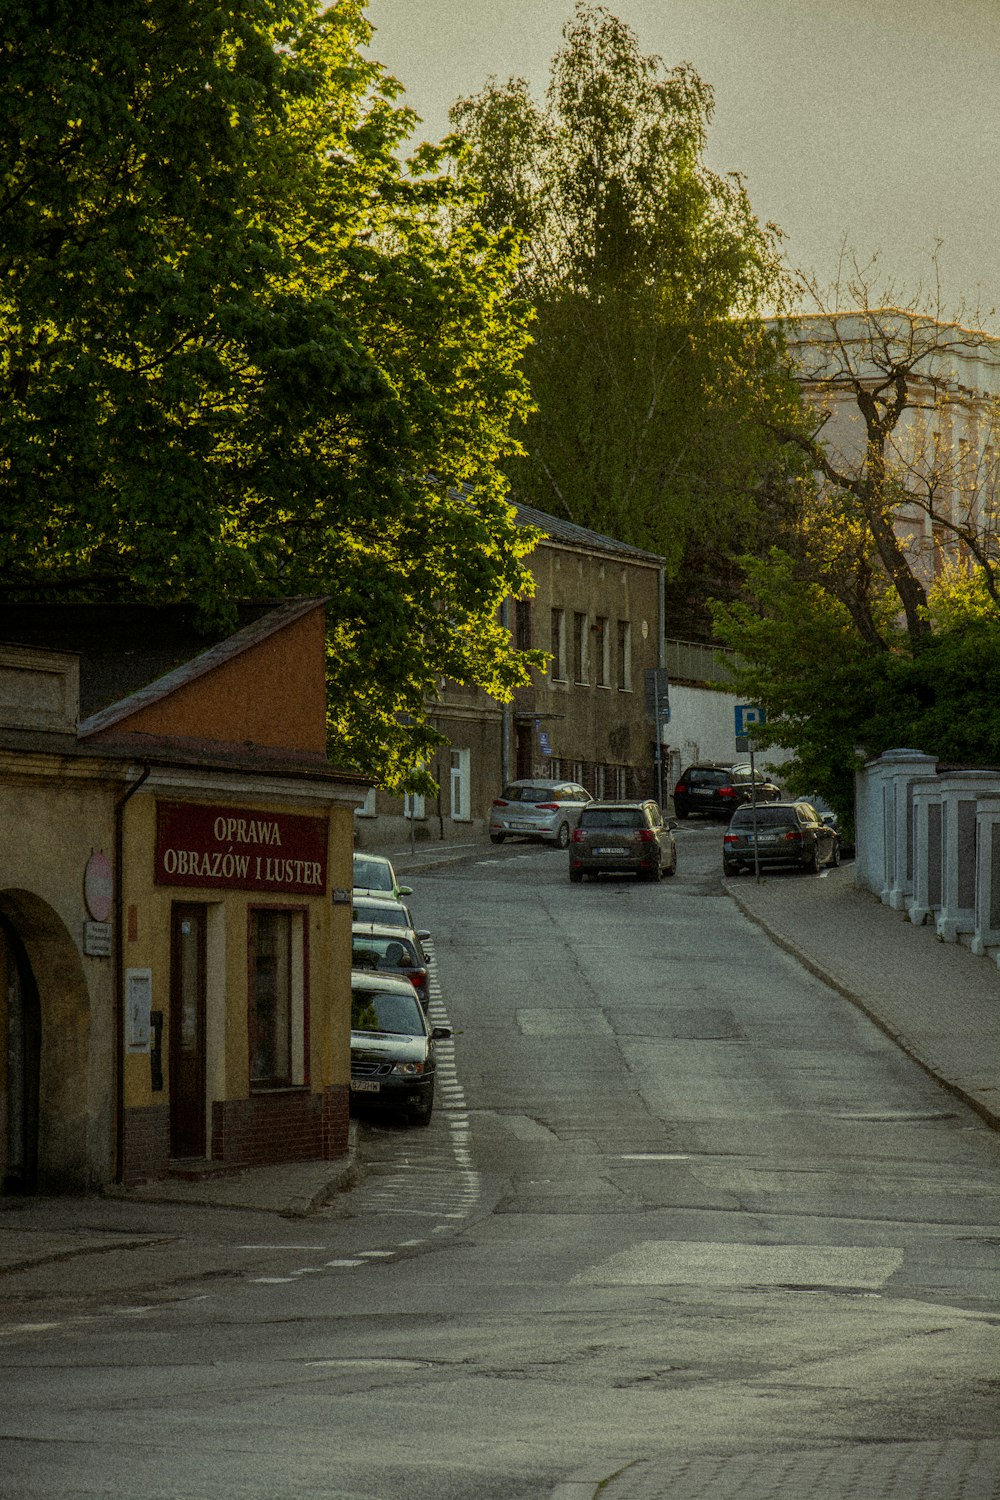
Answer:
0;0;542;783
449;3;809;634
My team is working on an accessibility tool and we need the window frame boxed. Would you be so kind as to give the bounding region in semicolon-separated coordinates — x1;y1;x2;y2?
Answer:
248;905;307;1091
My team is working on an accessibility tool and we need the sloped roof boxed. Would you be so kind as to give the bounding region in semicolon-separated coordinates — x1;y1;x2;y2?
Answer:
0;598;322;722
511;500;664;566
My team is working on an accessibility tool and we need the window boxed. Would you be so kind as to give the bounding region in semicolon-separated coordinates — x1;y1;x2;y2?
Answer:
450;747;471;821
595;763;606;799
249;909;305;1089
550;608;566;682
573;612;587;683
514;599;533;650
594;616;610;686
616;619;632;691
403;790;425;819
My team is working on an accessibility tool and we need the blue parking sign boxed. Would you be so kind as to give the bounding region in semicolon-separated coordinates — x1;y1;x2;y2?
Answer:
735;704;765;738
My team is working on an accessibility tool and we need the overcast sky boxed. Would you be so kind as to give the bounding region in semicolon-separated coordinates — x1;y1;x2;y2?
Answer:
365;0;1000;327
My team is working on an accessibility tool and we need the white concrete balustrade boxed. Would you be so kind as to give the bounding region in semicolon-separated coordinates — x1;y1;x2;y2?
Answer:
856;750;1000;972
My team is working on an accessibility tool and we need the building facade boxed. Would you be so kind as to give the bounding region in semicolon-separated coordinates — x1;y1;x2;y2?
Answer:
354;503;667;847
0;600;368;1193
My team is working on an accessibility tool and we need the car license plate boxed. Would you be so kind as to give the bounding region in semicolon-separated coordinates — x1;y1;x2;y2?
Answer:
595;846;628;855
350;1080;380;1093
692;789;713;796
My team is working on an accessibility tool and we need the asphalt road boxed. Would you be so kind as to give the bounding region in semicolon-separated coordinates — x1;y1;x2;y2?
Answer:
3;824;999;1499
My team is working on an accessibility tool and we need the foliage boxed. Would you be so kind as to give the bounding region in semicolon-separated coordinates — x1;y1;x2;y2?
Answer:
712;552;1000;832
0;0;543;784
449;3;810;629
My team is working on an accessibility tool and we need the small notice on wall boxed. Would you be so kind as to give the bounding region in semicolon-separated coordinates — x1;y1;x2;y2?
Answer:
83;921;112;958
125;968;152;1053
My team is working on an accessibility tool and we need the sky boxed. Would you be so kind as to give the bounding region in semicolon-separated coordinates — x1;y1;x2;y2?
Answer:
364;0;1000;328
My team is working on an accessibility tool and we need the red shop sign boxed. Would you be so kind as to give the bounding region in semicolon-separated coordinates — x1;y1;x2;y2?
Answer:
155;802;328;895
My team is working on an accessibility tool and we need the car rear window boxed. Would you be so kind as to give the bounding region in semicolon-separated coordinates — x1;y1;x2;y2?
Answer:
686;769;729;786
353;856;394;891
502;785;551;802
351;935;419;969
351;989;424;1035
731;806;795;827
580;807;643;829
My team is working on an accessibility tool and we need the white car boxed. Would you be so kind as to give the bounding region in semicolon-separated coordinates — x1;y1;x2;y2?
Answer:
488;779;593;849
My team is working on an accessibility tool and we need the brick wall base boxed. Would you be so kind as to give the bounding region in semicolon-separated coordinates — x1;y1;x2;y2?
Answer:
122;1104;171;1186
212;1085;349;1168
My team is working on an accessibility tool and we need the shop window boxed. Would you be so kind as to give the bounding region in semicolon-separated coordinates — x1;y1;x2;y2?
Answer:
450;747;471;821
249;908;305;1089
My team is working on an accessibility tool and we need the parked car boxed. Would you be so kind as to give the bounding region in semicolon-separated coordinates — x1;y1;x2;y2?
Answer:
569;799;677;882
672;763;783;820
351;923;431;1009
352;893;429;941
722;800;840;875
350;971;451;1126
803;793;854;859
352;851;412;899
489;779;593;848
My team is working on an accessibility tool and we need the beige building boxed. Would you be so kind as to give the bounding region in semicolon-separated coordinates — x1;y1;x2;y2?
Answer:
783;310;1000;584
0;600;368;1193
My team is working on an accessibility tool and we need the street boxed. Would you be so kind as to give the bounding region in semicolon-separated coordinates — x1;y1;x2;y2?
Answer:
3;823;1000;1499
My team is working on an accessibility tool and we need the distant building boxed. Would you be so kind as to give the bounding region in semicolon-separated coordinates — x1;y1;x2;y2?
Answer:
354;502;668;846
782;310;1000;584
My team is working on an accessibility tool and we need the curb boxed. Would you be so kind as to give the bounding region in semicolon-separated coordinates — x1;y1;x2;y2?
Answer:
726;880;1000;1134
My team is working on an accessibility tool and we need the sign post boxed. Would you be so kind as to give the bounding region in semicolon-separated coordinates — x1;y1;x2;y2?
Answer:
734;706;766;882
644;668;671;808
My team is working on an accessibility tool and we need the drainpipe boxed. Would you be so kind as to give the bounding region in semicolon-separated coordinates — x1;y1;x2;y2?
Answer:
114;762;151;1184
500;598;511;787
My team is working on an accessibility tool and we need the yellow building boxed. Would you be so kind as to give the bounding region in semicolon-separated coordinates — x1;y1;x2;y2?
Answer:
0;600;368;1192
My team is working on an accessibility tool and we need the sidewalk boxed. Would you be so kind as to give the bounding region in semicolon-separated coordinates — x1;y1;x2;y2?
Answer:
729;861;1000;1130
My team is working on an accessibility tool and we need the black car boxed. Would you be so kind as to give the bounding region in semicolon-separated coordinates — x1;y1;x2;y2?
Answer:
351;924;431;1009
723;801;840;875
673;763;782;820
349;972;451;1126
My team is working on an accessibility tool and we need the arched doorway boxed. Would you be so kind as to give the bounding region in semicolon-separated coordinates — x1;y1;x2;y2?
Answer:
1;916;40;1193
0;891;95;1193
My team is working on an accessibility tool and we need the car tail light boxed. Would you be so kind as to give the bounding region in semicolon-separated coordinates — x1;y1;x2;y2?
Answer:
673;782;685;797
571;827;585;843
636;828;656;843
492;798;509;808
535;802;560;811
723;833;739;845
406;968;428;990
783;830;803;842
718;786;737;799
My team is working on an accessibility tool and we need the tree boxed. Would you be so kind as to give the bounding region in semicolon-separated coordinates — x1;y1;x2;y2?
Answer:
712;255;1000;823
767;252;1000;650
0;0;542;783
449;3;809;633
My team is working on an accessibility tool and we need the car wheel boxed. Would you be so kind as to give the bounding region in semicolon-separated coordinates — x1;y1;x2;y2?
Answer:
489;832;505;845
829;840;841;868
410;1090;434;1127
663;850;677;877
804;847;819;874
674;807;688;820
569;868;583;883
556;821;570;850
723;859;739;876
